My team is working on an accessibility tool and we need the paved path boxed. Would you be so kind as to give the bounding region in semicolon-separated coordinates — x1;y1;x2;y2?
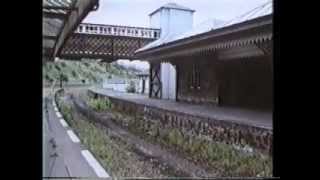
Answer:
43;97;108;178
90;88;272;130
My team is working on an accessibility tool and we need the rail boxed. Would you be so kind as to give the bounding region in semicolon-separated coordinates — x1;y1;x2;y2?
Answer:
75;23;161;39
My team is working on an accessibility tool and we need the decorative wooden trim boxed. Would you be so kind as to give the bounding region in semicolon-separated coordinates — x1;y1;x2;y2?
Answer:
60;32;155;61
136;15;272;60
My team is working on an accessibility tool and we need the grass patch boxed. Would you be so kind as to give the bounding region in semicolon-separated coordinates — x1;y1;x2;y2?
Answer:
103;109;273;177
159;128;272;177
160;129;272;177
73;93;272;177
87;96;112;112
58;97;168;178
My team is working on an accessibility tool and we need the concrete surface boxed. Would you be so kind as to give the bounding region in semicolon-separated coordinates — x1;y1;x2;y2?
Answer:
90;88;272;130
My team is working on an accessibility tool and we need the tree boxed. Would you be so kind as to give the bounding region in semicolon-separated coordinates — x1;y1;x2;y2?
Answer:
60;62;66;68
59;73;68;88
55;64;61;71
71;70;77;78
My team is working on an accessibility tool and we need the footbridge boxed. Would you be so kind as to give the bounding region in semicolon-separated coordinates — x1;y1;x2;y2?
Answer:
43;0;160;62
59;23;160;62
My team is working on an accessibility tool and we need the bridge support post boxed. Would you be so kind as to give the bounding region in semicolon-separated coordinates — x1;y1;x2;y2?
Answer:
149;63;152;98
149;62;161;99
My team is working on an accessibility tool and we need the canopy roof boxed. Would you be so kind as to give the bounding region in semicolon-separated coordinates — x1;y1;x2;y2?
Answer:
135;15;272;61
43;0;99;61
136;1;272;54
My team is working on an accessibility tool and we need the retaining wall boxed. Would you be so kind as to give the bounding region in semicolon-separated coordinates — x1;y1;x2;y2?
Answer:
88;90;272;155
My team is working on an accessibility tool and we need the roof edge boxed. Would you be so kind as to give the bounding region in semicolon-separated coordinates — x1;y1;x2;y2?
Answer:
149;6;195;17
135;14;272;58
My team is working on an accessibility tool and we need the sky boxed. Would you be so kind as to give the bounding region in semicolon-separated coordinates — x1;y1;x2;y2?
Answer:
83;0;271;70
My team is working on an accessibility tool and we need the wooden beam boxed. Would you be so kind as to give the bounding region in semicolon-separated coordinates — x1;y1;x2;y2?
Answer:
43;35;57;40
43;11;67;19
43;6;74;11
53;0;99;58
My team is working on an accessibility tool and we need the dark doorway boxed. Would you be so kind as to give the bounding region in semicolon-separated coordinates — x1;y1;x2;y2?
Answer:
219;57;273;110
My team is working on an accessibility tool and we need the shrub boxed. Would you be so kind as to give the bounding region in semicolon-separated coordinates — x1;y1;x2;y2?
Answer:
83;62;90;67
60;73;68;82
88;97;112;112
60;62;66;68
45;74;51;81
55;64;61;71
71;70;78;78
60;104;73;125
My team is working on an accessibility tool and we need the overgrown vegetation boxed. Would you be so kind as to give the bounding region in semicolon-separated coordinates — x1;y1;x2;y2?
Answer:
61;62;66;68
87;97;112;112
108;109;272;177
43;60;139;86
58;95;168;178
162;128;272;177
71;70;78;78
58;92;272;177
54;64;61;71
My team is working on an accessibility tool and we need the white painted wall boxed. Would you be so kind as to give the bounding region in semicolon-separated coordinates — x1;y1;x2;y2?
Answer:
150;11;161;29
161;62;176;100
168;9;193;36
150;7;194;38
102;82;128;92
149;4;193;100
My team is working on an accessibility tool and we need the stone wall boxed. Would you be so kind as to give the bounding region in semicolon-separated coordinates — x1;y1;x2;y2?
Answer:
88;90;272;155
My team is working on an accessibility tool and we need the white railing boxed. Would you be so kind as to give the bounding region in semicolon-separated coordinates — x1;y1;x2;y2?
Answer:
75;23;161;39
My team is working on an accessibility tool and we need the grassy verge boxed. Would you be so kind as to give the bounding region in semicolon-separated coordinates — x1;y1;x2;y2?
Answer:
58;97;168;178
164;128;272;177
63;93;272;177
105;106;273;177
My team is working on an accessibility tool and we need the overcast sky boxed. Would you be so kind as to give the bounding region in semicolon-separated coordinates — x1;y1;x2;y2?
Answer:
83;0;271;70
84;0;270;27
